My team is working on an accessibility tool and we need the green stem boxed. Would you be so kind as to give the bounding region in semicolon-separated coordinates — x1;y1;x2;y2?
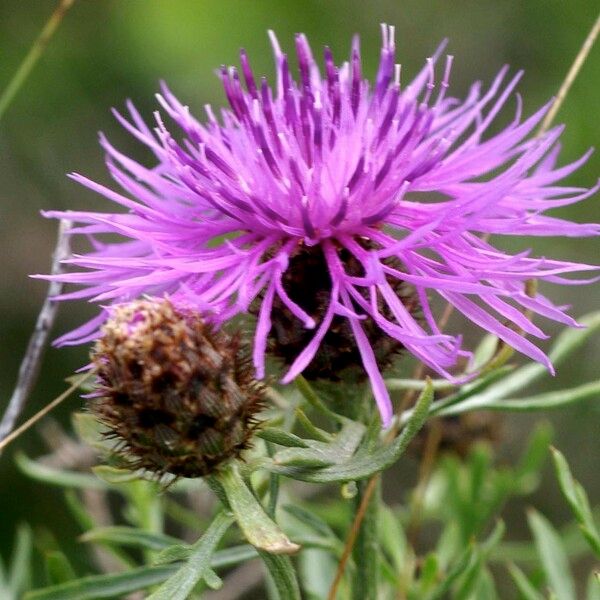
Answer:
0;0;77;121
352;478;381;600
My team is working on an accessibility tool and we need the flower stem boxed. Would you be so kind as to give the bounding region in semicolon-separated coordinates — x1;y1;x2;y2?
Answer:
351;477;381;600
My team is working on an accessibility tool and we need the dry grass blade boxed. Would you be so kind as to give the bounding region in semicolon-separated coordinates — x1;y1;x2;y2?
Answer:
0;0;78;121
0;371;94;453
538;11;600;136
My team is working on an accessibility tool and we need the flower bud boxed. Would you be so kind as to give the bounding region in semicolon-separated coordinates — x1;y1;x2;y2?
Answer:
90;299;264;478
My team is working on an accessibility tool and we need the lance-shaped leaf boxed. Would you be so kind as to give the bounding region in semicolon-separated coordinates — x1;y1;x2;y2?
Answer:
429;311;600;417
271;419;365;468
25;566;179;600
527;509;576;600
147;511;234;600
16;453;106;490
80;527;183;552
155;543;257;568
507;563;544;600
257;428;310;448
551;447;600;557
268;379;433;482
215;462;300;554
44;551;76;586
259;551;301;600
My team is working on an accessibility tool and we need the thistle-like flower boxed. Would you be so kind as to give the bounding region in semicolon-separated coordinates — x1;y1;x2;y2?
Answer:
42;26;598;425
90;298;264;478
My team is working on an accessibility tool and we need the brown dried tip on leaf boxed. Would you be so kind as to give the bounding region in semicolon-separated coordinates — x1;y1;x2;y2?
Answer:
90;298;265;479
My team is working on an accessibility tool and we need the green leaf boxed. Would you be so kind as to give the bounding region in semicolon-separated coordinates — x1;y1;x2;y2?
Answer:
152;544;193;566
385;378;455;391
259;551;301;600
215;462;300;554
470;334;500;372
418;553;440;593
452;550;483;600
44;551;76;586
452;519;502;600
299;548;337;600
211;545;258;569
514;422;553;492
378;506;408;574
92;465;141;484
8;523;32;595
438;379;600;417
269;378;434;482
551;447;600;557
507;563;543;600
272;418;364;468
527;509;576;600
15;453;106;490
155;542;259;568
282;504;338;540
71;413;110;453
80;527;183;552
25;566;178;600
147;511;234;600
433;311;600;416
203;568;223;590
427;365;514;418
295;376;342;421
425;543;478;600
586;572;600;600
257;428;309;448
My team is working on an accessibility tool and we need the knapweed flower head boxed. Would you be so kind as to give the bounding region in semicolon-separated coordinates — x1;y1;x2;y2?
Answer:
42;25;599;426
90;298;264;478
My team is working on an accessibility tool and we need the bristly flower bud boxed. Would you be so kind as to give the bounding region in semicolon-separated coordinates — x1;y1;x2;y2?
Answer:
90;298;265;479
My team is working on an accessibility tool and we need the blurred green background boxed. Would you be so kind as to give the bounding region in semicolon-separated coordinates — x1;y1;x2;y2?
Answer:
0;0;598;588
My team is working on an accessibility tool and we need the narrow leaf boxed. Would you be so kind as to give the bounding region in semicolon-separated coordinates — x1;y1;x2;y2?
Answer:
25;565;178;600
507;563;543;600
16;453;106;490
269;378;434;482
216;462;300;554
438;379;600;416
551;447;600;557
527;509;576;600
259;551;301;600
147;511;233;600
586;572;600;600
44;551;76;586
8;523;32;594
81;527;183;552
432;311;600;416
257;428;309;448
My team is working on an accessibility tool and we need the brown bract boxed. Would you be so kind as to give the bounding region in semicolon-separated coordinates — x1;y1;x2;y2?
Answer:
90;299;264;479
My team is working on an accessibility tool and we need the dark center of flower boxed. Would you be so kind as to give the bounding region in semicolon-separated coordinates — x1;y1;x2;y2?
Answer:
267;240;419;381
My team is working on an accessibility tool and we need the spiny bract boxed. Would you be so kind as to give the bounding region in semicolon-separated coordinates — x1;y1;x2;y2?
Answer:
90;299;264;478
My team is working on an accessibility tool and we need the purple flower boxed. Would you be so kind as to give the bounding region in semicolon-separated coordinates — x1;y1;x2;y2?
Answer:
41;26;598;425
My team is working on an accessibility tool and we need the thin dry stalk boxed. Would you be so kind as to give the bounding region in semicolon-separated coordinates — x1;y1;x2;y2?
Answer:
0;219;73;444
0;0;78;120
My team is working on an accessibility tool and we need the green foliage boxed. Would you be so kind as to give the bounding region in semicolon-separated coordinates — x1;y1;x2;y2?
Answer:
551;447;600;557
9;314;600;598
